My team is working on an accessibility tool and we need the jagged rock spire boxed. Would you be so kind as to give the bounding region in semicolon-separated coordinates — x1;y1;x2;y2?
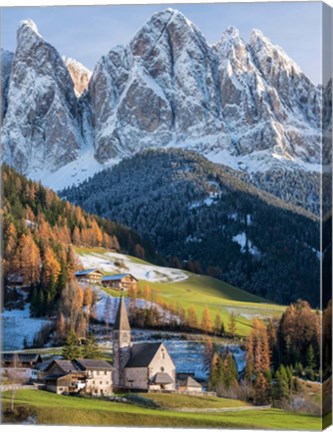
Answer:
114;296;130;332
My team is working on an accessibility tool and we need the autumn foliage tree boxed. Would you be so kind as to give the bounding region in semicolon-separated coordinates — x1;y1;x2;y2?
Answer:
201;306;212;334
245;319;271;381
16;232;41;286
3;164;157;318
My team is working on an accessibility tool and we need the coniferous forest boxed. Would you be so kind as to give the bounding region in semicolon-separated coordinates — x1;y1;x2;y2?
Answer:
2;164;159;316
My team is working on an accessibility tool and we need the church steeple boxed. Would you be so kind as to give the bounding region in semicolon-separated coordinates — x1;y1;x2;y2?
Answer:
113;296;131;388
114;295;131;331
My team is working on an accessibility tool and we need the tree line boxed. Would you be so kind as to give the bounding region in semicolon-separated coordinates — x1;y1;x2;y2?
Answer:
2;164;159;314
207;299;323;413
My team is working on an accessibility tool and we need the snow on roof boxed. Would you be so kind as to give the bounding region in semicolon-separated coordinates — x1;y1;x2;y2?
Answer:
75;269;102;276
102;273;132;282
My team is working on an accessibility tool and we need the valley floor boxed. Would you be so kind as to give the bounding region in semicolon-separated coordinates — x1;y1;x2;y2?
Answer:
1;389;322;430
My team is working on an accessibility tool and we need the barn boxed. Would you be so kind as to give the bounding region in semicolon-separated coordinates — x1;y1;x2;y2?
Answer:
101;273;138;292
74;269;104;284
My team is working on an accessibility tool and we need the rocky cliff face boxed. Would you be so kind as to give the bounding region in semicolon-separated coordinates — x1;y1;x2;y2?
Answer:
1;49;14;125
1;20;83;174
89;9;321;170
1;10;325;215
63;56;92;96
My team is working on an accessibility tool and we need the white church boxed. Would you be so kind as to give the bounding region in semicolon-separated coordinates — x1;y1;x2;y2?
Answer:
113;297;176;391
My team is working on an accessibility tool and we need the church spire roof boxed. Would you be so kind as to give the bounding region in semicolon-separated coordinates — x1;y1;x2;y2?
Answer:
114;296;130;331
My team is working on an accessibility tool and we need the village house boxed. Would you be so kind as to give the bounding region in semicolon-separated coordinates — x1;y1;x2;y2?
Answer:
43;359;114;396
102;273;138;292
1;353;43;383
72;359;114;396
178;375;203;393
113;297;176;391
74;269;103;284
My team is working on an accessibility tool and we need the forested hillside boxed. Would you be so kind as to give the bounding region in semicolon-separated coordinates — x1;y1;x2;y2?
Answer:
2;164;159;315
62;149;320;306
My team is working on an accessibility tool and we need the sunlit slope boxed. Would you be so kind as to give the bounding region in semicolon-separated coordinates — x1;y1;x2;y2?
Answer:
76;247;286;337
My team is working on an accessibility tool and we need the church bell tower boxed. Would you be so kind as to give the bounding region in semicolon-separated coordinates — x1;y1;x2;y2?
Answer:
112;296;131;387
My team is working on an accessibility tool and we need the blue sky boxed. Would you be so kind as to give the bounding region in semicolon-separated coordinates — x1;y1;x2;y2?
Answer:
2;2;322;83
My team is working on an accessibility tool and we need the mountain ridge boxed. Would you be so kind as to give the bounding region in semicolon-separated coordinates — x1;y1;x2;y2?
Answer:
1;9;326;215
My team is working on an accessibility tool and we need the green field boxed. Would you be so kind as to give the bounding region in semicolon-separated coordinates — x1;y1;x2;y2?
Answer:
1;390;321;430
133;393;249;409
76;247;286;337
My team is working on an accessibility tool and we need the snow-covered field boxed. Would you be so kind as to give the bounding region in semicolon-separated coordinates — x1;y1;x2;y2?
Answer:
2;291;49;351
131;333;246;380
94;288;177;325
97;328;246;381
79;251;188;283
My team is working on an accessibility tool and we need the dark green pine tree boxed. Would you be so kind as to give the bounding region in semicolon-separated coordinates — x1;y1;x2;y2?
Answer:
62;329;82;360
82;334;101;359
273;365;289;403
306;345;316;380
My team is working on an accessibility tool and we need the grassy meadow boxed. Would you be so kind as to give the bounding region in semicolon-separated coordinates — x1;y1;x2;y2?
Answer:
76;247;286;337
1;390;322;430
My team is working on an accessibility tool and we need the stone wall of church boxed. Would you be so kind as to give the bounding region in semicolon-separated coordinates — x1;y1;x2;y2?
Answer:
124;367;149;390
148;345;176;390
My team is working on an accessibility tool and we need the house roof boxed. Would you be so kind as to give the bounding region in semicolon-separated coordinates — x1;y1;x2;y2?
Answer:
75;269;102;276
114;296;131;332
2;353;42;364
45;360;79;374
73;358;114;371
102;273;136;282
154;372;174;385
186;376;202;388
125;342;162;368
36;360;53;371
43;373;65;381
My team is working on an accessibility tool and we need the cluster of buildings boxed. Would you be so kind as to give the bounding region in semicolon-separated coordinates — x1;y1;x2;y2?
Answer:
74;269;138;292
1;297;203;397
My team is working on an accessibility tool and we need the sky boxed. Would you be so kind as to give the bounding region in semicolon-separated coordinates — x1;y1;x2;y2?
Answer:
1;1;323;83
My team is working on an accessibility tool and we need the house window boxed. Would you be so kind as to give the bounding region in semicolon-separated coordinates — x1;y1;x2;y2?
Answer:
96;371;100;376
93;381;95;384
106;381;109;385
59;387;63;391
104;371;107;375
95;389;98;394
161;367;165;372
100;381;102;385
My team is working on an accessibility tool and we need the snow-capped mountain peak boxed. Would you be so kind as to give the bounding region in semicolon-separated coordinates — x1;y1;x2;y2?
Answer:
1;9;325;214
18;19;40;36
2;19;83;174
249;27;304;79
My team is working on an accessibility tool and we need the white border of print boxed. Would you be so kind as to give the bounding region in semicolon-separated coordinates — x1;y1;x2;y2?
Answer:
1;2;332;432
2;0;333;7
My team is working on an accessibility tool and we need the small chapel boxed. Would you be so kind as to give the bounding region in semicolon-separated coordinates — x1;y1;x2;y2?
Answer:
113;297;176;391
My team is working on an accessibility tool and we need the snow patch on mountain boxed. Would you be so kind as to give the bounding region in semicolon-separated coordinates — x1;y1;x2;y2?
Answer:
232;233;260;256
78;250;188;283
